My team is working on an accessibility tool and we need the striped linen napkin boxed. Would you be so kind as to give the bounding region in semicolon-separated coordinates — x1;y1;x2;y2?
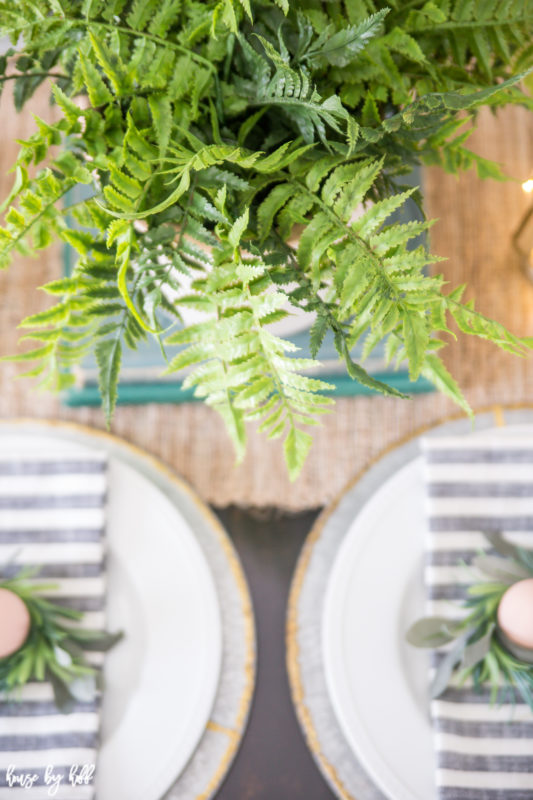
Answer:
0;448;108;800
421;435;533;800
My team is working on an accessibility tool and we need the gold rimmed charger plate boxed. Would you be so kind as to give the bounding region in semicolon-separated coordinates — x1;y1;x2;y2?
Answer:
286;404;531;800
0;418;255;800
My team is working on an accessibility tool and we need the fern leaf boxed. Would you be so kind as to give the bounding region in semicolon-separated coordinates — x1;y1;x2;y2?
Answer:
339;253;372;312
51;85;84;128
77;50;113;106
255;142;315;173
402;312;429;379
108;220;155;333
124;116;158;161
95;331;122;424
384;26;427;64
284;426;313;482
238;0;253;22
422;354;472;416
303;9;389;67
332;159;383;222
250;39;351;146
308;311;328;357
101;0;128;20
88;32;128;95
257;183;295;241
148;93;173;160
127;0;159;31
143;47;176;90
81;0;105;18
297;212;334;270
103;185;134;213
123;150;151;182
148;0;182;37
353;189;416;237
108;167;142;201
344;345;407;398
1;343;55;362
228;209;249;250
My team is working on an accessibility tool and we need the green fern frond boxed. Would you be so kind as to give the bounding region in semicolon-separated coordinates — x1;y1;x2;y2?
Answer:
95;325;123;424
1;0;532;478
301;8;389;67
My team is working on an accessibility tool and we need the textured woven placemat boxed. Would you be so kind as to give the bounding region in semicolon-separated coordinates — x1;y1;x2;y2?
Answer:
0;83;533;510
0;419;256;800
286;406;533;800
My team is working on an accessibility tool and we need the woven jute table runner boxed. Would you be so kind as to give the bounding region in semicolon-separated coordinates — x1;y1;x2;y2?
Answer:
1;83;532;510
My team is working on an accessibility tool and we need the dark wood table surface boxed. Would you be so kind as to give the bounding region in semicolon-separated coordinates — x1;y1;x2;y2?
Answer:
213;507;337;800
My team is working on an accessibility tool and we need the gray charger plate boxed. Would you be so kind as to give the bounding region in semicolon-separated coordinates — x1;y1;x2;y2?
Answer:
0;419;255;800
286;405;533;800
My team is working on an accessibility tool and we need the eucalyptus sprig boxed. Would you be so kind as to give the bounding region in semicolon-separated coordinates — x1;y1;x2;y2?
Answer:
1;1;533;478
407;533;533;709
0;566;121;713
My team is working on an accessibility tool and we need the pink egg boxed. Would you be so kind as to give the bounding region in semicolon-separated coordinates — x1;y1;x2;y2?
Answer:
497;578;533;650
0;588;31;659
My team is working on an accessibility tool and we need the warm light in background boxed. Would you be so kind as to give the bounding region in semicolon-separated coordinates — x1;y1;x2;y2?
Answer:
514;176;533;284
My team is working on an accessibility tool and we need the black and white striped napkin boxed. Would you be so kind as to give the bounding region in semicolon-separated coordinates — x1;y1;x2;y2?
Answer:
0;448;108;800
422;435;533;800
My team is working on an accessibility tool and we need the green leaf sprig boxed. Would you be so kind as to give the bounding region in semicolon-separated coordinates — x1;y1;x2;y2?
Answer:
407;533;533;708
0;565;122;713
1;1;533;478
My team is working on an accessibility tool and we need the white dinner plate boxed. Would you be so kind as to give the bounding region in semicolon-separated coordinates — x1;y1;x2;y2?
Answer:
322;422;532;800
0;422;222;800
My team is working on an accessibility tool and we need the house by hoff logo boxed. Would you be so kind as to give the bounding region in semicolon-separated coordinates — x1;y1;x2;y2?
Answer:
6;764;95;795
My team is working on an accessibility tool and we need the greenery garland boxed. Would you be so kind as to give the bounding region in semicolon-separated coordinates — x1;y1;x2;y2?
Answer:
1;2;533;478
407;532;533;709
0;566;121;712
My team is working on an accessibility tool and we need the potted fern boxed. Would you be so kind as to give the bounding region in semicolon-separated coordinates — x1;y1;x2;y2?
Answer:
0;1;532;478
